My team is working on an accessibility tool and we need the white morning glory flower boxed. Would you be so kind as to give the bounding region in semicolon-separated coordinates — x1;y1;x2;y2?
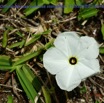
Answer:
43;32;100;91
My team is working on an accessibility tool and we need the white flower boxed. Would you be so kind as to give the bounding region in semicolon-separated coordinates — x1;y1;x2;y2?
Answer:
43;32;100;91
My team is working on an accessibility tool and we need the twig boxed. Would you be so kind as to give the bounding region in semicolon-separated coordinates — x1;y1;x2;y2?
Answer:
12;74;20;99
0;84;22;92
99;55;104;63
89;78;104;89
16;0;28;13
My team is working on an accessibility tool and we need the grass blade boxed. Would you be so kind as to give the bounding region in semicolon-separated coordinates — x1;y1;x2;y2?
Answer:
7;95;13;103
25;30;50;46
16;70;34;103
78;8;99;20
13;49;42;66
2;0;16;13
101;24;104;40
24;0;44;16
2;30;9;48
16;66;38;103
0;65;13;70
25;34;41;46
42;86;51;103
13;38;53;66
8;39;25;49
44;39;54;50
64;0;75;13
99;47;104;54
22;64;41;91
0;55;11;66
48;0;57;5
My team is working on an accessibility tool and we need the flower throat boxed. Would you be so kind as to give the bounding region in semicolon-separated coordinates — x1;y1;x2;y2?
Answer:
69;57;77;65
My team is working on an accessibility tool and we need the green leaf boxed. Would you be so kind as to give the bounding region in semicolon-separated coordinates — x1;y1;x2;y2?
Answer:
16;31;24;37
76;0;83;6
16;66;38;103
99;47;104;54
24;0;44;16
13;38;53;66
95;100;100;103
0;0;4;3
16;70;33;101
78;8;99;20
0;55;13;71
0;65;13;70
6;26;23;37
25;34;41;46
44;39;54;50
7;95;13;103
42;86;51;103
0;55;11;66
42;29;51;34
25;30;50;46
101;24;104;40
80;86;87;94
64;0;75;13
13;49;43;66
2;0;16;13
6;26;14;30
22;64;41;91
43;0;49;4
2;30;9;48
48;0;57;5
8;39;25;49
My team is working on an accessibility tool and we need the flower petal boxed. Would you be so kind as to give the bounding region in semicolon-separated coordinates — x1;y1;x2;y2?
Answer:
54;32;80;56
55;67;81;91
75;59;100;80
78;36;99;59
43;47;69;75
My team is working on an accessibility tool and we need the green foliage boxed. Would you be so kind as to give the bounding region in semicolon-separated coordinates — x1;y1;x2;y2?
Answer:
0;0;4;3
99;47;104;54
101;24;104;40
6;26;24;37
8;39;25;49
78;8;99;20
24;0;58;16
0;55;13;70
0;65;13;70
0;55;11;66
42;86;52;103
15;64;42;103
2;0;16;13
64;0;75;14
80;86;87;94
24;0;45;16
25;34;41;46
25;30;50;46
0;55;43;102
7;95;13;103
0;0;101;16
76;0;83;6
95;100;100;103
22;64;41;91
44;39;54;50
16;65;38;103
0;27;54;102
48;0;58;5
2;30;9;48
13;49;42;66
